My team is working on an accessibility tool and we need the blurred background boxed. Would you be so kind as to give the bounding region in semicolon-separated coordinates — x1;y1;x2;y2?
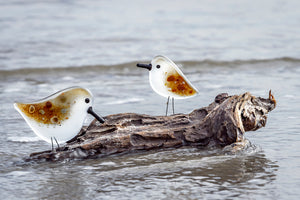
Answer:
0;0;299;199
0;0;299;69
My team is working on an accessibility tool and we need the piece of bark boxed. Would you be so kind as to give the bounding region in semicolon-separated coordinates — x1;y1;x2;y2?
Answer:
27;91;276;162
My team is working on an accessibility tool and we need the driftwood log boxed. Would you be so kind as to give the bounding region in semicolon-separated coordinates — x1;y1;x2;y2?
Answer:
27;91;276;162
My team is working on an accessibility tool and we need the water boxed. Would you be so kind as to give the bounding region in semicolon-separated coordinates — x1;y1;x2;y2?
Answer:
1;0;300;199
1;0;300;69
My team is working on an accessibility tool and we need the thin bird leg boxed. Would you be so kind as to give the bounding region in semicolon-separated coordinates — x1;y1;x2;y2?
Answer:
51;137;54;152
54;137;60;149
166;96;170;116
172;97;175;115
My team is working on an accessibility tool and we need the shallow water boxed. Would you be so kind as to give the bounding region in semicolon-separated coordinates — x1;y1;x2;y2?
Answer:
1;0;300;199
1;59;299;199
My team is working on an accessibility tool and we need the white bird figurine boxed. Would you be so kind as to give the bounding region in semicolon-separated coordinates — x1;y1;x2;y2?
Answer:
137;55;198;115
14;86;105;150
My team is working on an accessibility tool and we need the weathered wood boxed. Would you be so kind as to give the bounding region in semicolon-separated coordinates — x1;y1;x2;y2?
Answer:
27;91;276;161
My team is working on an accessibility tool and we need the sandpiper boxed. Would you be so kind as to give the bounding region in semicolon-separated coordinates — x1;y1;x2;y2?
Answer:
137;55;198;115
14;86;105;150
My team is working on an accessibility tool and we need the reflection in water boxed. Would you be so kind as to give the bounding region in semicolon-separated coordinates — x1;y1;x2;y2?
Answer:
37;166;86;200
27;147;278;199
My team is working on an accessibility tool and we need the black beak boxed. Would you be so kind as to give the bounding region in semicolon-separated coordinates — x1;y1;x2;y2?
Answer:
137;63;152;71
87;107;105;123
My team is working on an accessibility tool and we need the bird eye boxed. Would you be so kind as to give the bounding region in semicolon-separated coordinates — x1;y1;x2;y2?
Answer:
156;65;160;69
85;98;90;103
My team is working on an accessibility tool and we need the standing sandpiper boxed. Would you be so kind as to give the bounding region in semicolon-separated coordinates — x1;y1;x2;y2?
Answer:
14;86;105;150
137;55;198;115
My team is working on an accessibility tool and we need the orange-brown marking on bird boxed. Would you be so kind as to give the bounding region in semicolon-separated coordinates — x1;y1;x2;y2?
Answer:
16;94;71;125
15;87;90;125
165;71;197;96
